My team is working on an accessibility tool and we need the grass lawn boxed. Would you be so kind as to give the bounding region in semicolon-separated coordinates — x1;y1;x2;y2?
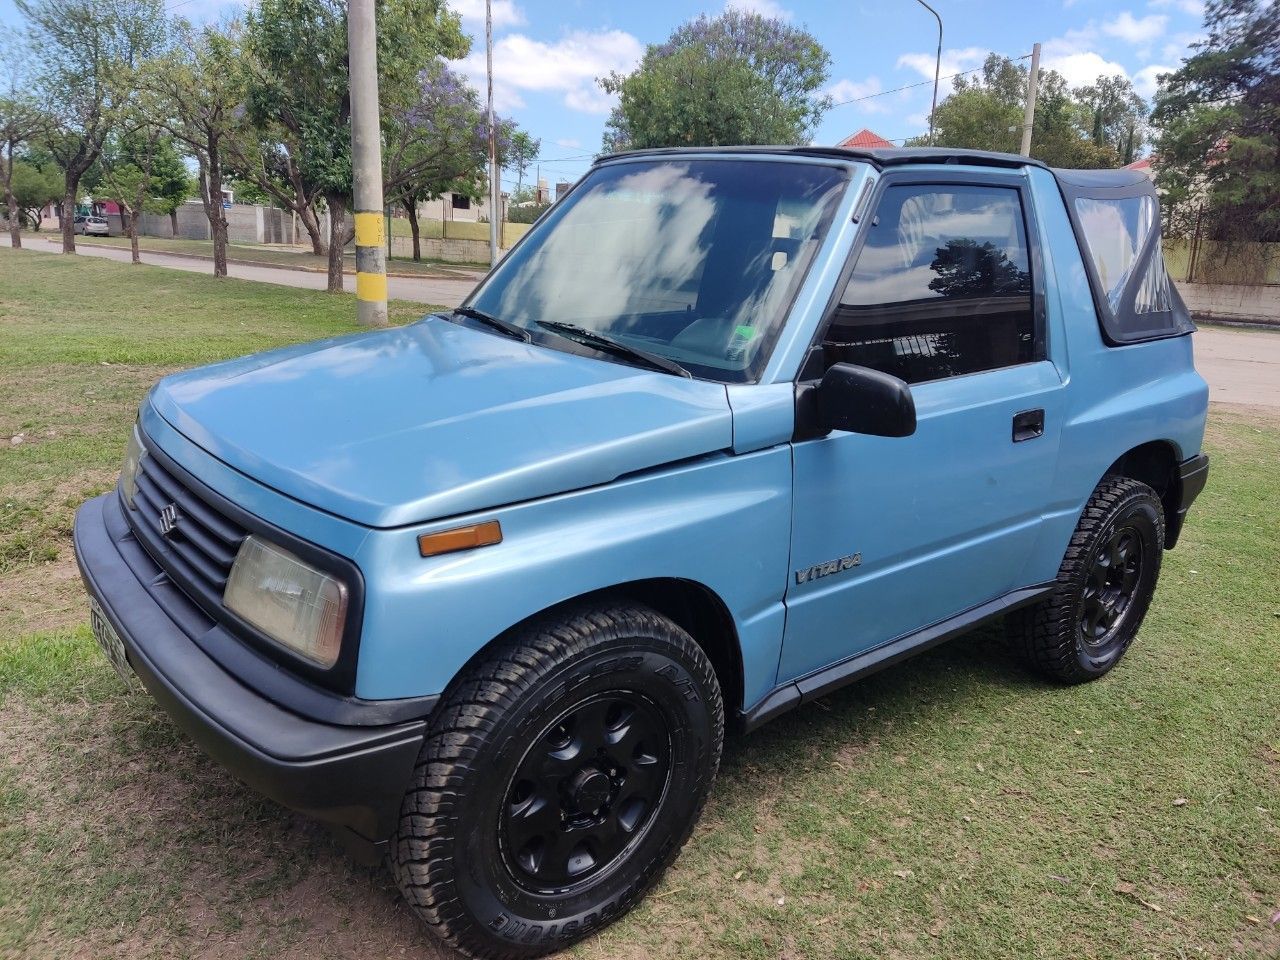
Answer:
1;245;1277;959
63;233;484;279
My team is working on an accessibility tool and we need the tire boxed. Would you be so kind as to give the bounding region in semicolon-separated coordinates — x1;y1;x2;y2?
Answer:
1007;476;1165;683
390;602;724;959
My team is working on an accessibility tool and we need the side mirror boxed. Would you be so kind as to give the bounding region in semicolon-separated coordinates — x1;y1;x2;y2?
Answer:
813;362;916;438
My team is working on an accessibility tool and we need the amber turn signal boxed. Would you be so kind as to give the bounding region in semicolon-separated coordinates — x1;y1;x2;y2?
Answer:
418;520;503;557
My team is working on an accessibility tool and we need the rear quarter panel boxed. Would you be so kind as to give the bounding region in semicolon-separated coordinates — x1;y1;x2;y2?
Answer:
1019;167;1209;586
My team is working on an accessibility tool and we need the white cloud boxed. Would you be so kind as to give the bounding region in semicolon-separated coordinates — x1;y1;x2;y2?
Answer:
554;138;582;149
897;47;987;92
1041;27;1130;88
1133;63;1175;96
724;0;793;20
458;29;643;115
449;0;526;29
825;76;890;113
1042;49;1131;87
1149;0;1203;16
1102;11;1168;44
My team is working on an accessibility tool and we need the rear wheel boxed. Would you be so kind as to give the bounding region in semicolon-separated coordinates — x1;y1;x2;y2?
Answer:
390;602;723;959
1007;476;1164;683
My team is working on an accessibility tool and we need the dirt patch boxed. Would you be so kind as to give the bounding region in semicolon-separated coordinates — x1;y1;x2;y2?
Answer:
0;551;87;639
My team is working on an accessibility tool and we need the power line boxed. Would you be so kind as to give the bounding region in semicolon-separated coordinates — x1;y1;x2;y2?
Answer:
830;52;1032;108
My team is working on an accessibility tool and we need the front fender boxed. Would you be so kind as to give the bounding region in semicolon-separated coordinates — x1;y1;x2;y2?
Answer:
352;448;793;708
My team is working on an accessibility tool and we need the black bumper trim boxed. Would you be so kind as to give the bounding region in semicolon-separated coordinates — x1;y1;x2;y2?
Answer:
74;493;427;850
1166;453;1209;549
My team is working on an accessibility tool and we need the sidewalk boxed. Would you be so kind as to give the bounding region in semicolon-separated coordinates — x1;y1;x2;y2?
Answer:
1;233;477;307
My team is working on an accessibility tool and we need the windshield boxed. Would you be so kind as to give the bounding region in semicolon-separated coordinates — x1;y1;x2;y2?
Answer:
465;158;849;382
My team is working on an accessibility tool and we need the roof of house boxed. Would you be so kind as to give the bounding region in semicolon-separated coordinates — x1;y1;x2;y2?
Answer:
1124;157;1154;170
836;128;897;150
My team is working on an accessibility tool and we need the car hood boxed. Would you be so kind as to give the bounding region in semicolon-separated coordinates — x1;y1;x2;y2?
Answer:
148;317;733;528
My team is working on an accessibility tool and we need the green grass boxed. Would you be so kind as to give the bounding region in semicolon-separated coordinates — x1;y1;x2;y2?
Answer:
1;244;1277;958
66;232;482;278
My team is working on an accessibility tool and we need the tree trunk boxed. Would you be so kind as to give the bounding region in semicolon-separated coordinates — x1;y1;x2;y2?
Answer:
3;147;20;249
324;192;348;293
406;198;421;262
60;190;77;253
169;207;178;238
299;203;325;256
126;206;141;264
200;140;229;278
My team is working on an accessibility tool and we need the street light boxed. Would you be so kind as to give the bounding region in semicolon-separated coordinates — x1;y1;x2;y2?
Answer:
913;0;943;145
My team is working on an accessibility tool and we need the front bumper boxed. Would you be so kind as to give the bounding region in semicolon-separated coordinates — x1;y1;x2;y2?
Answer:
73;492;428;862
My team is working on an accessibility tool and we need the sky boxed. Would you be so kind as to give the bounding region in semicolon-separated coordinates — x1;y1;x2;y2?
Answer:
0;0;1208;191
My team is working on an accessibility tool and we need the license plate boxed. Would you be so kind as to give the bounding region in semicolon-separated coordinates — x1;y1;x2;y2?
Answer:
89;597;135;686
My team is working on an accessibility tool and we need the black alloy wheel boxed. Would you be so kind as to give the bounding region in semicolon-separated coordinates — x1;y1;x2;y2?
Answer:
501;692;672;892
1080;524;1145;648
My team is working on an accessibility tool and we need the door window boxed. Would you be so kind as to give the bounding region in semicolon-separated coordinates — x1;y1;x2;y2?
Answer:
822;183;1036;384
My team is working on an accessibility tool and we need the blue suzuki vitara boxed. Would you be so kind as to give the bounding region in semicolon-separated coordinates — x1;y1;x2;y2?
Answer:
75;146;1209;958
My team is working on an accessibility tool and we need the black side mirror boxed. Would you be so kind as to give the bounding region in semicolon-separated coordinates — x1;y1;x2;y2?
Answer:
811;362;916;438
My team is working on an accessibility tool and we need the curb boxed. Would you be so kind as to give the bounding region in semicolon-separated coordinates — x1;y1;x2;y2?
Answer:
50;237;483;282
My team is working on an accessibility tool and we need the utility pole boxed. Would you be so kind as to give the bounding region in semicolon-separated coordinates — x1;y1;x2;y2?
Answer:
912;0;943;145
486;0;499;265
348;0;387;326
1019;42;1041;158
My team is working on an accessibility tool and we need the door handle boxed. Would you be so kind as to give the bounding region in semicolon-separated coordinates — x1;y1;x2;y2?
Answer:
1012;409;1045;442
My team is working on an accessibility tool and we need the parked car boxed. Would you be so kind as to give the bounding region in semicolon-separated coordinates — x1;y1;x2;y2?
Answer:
73;215;110;236
75;146;1209;958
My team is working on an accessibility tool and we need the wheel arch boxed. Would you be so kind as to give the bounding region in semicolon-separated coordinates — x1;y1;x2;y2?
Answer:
1101;439;1182;539
455;578;745;716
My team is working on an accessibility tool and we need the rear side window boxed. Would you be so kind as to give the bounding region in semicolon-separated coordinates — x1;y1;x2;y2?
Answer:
1055;170;1193;344
1075;195;1172;314
821;183;1036;385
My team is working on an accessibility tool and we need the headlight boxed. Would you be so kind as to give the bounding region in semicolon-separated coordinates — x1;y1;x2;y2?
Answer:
120;424;147;509
224;535;348;667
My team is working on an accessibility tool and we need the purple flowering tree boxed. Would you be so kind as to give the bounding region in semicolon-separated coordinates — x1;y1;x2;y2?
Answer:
600;9;832;152
384;63;516;261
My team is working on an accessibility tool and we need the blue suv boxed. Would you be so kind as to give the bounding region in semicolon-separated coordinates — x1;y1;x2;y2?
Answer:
75;147;1209;957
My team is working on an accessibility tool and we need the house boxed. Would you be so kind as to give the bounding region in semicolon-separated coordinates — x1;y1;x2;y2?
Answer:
836;128;896;150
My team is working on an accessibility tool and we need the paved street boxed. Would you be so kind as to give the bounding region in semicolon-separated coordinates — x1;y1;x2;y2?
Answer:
4;235;1277;406
1;234;480;307
1192;324;1280;410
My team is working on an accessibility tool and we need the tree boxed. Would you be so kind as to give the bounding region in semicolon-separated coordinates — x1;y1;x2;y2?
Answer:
18;0;167;254
384;63;514;261
908;54;1123;168
1074;75;1147;163
140;18;243;277
99;121;184;263
1;53;50;247
243;0;468;292
224;129;328;256
601;9;831;152
1152;0;1279;241
505;129;539;195
9;158;62;229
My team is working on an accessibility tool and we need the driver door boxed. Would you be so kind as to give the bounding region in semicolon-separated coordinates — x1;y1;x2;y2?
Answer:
780;171;1065;683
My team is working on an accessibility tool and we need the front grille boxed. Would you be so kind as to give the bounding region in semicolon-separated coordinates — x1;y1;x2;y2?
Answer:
128;451;246;609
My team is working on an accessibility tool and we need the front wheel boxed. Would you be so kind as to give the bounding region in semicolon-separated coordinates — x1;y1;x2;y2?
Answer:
391;602;724;959
1007;476;1165;683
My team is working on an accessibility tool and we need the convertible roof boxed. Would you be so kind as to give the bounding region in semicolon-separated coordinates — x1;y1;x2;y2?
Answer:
595;146;1158;192
595;144;1051;171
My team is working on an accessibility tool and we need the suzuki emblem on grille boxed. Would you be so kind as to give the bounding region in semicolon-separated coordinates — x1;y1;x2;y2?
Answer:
159;503;180;538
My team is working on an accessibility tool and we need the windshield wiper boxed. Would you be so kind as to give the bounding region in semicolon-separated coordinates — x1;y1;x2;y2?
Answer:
534;320;692;379
452;306;531;342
